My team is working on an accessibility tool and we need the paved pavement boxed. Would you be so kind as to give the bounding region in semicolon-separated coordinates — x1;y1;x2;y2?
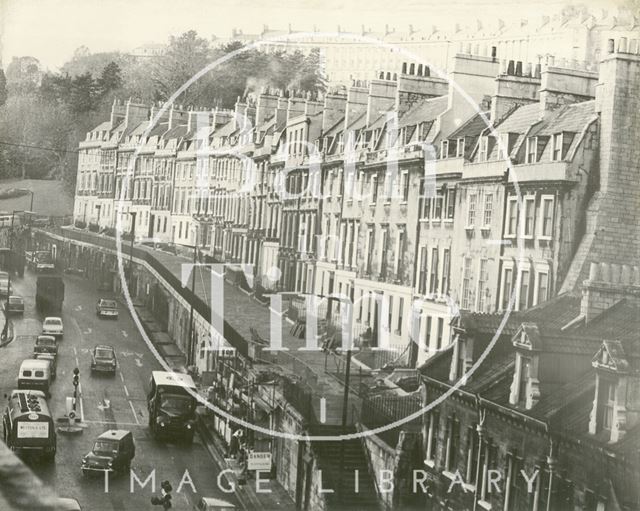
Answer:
0;269;242;510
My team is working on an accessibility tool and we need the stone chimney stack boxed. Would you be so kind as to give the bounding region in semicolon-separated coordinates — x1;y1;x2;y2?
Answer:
124;100;150;127
344;83;368;130
110;98;127;127
167;105;189;129
396;62;448;115
286;92;306;120
539;59;597;113
440;51;500;135
366;78;397;125
581;263;640;323
491;60;540;122
322;87;347;131
255;88;279;127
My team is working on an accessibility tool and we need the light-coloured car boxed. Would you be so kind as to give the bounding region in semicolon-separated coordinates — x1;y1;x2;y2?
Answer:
42;317;63;339
4;295;24;314
194;497;236;510
56;497;82;510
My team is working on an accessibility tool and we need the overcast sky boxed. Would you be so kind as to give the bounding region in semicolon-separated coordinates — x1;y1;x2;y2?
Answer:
0;0;622;70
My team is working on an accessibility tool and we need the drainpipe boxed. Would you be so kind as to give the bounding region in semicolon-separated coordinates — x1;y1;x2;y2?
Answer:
495;167;510;310
472;395;485;511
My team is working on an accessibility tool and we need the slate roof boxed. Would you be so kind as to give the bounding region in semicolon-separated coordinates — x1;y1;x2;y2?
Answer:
494;103;541;133
398;96;448;128
533;100;597;136
90;121;111;133
163;124;188;141
449;112;491;140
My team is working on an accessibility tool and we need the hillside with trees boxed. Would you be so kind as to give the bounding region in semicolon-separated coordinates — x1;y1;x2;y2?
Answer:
0;30;326;194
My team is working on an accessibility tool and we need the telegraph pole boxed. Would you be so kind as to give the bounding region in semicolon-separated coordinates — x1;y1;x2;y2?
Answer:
187;227;198;366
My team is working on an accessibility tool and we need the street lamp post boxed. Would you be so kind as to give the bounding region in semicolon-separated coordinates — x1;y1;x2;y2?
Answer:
128;212;136;283
187;226;199;367
2;210;20;341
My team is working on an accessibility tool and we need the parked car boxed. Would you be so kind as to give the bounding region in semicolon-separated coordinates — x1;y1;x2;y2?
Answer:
3;295;24;314
194;497;236;510
96;299;118;319
0;271;9;297
42;317;63;339
56;498;82;510
81;429;135;476
33;335;58;356
90;345;117;375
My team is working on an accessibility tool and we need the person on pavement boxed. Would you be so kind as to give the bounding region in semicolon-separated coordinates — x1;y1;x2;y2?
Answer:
150;480;172;509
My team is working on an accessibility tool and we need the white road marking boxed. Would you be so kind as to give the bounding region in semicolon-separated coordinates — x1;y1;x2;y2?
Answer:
320;397;326;423
97;399;111;411
83;419;143;427
119;372;125;383
75;305;83;311
121;330;128;338
78;383;85;422
123;385;129;397
84;328;92;334
135;358;143;368
128;401;140;425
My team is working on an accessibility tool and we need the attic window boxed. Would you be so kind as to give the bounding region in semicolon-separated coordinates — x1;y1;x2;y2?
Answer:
552;132;574;161
478;136;489;162
525;137;537;163
595;377;616;433
456;138;465;157
441;140;449;159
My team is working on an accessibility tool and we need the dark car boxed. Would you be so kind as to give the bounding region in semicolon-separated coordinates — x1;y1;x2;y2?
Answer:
96;299;118;319
33;335;58;356
81;429;135;476
4;295;24;314
90;345;117;375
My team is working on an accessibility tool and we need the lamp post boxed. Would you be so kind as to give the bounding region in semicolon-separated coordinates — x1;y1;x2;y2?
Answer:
187;226;199;367
128;212;136;284
2;210;21;342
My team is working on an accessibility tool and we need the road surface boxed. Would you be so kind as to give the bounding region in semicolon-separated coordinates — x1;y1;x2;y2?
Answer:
0;269;240;510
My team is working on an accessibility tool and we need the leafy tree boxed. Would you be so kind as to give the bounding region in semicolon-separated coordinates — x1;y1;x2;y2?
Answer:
97;62;124;96
151;30;213;105
69;72;97;113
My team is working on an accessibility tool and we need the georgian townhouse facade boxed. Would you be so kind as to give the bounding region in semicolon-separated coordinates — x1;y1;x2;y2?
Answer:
73;39;640;375
448;62;601;321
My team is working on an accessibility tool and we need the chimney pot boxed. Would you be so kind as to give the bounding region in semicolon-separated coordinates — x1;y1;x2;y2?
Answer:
534;63;542;78
629;39;639;54
607;38;615;53
621;265;632;285
491;46;497;59
611;263;621;284
409;63;415;75
507;60;515;75
402;62;407;74
515;61;523;76
618;37;628;53
525;62;533;76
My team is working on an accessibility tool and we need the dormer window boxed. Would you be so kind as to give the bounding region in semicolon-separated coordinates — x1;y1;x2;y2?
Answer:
456;138;465;158
441;140;449;159
525;137;537;163
478;136;488;162
551;132;574;161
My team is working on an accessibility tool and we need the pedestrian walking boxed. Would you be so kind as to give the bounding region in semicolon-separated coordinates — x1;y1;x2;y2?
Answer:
150;480;172;509
227;428;243;459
